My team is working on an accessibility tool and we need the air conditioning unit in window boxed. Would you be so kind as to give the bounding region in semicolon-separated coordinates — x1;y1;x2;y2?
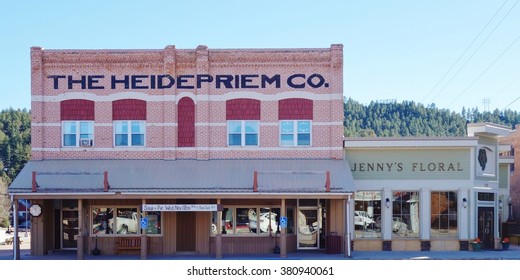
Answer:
80;139;93;147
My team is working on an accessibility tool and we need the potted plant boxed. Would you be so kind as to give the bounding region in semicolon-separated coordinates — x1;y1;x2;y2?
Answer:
502;237;510;251
470;237;482;251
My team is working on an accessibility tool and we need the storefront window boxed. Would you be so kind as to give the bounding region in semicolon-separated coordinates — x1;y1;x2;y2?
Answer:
236;208;254;234
92;207;114;235
392;191;420;238
91;207;141;236
116;208;138;234
143;211;162;235
287;208;295;234
354;191;382;238
214;206;289;236
431;191;458;238
222;208;233;234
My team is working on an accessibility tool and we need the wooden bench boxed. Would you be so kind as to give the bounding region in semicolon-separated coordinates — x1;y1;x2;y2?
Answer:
509;234;520;245
115;237;143;254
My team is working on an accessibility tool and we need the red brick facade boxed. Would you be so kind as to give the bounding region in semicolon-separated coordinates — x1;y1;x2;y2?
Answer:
31;45;344;160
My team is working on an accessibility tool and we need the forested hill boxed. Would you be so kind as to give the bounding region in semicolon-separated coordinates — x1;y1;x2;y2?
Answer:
0;108;31;184
343;98;520;137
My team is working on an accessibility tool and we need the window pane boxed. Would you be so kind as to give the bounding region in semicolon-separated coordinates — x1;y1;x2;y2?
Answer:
80;122;93;134
227;121;242;133
280;121;294;133
63;134;76;146
228;134;241;146
115;134;128;146
297;133;311;145
236;208;254;234
144;211;161;234
92;208;114;235
287;208;295;234
281;134;294;146
297;121;310;133
392;191;420;238
63;122;76;134
131;121;144;133
431;191;457;238
245;134;258;146
131;134;144;146
259;208;277;234
222;208;233;234
244;121;258;133
211;212;218;236
116;208;139;234
354;191;382;239
115;121;127;134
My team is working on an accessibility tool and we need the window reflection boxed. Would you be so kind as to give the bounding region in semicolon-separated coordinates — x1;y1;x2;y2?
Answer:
92;208;114;235
392;192;420;238
212;206;290;236
354;191;382;238
144;211;162;235
431;191;457;238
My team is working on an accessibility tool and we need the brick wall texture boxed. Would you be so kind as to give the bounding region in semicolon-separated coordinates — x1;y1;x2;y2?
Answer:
31;44;344;160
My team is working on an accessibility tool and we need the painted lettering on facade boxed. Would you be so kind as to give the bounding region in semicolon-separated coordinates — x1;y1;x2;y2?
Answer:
351;162;464;172
47;73;329;90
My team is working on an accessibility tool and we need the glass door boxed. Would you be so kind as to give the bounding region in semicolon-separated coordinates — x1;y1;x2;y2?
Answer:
297;209;320;249
62;209;79;249
477;207;494;250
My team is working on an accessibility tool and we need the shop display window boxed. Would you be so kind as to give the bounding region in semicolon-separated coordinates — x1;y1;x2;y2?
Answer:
431;191;458;238
212;206;290;236
354;191;382;238
392;191;420;238
91;207;145;236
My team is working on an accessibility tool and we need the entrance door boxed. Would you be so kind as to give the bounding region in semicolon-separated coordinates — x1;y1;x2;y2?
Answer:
297;209;320;249
62;209;79;249
176;212;196;252
477;207;494;250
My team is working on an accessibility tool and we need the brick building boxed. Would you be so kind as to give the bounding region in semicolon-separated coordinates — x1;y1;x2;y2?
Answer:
9;45;354;259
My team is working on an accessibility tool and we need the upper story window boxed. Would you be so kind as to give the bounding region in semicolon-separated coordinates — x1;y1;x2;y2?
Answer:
62;121;94;147
226;98;260;147
60;99;95;147
280;120;311;146
228;120;259;146
114;121;145;146
278;98;313;147
112;99;147;147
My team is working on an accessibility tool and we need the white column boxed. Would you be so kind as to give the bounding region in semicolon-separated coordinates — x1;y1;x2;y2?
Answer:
420;190;431;240
383;189;393;241
459;189;470;240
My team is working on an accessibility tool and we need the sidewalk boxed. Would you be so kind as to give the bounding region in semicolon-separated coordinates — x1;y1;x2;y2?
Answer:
1;243;519;260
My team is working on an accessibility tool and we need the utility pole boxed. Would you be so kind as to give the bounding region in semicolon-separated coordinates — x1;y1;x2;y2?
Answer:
482;98;491;112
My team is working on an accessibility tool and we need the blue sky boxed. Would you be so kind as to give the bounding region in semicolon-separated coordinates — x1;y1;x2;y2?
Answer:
1;0;519;113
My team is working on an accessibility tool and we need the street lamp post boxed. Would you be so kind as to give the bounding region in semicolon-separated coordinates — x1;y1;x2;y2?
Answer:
507;198;513;222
